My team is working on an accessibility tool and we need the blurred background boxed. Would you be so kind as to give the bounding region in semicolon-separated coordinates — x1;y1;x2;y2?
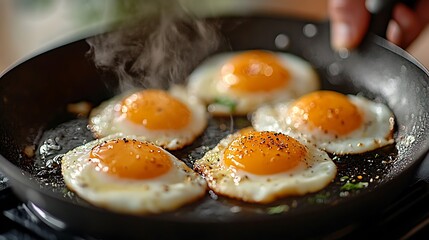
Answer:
1;0;429;72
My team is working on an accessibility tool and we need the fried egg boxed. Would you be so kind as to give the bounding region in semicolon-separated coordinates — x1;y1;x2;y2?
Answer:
61;137;207;214
252;90;395;155
193;129;337;203
187;50;319;115
88;87;207;150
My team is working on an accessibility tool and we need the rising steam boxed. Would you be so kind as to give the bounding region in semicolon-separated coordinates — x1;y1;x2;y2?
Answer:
86;0;221;92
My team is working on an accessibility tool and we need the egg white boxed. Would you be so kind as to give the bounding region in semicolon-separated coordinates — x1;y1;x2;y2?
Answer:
193;130;337;203
187;51;320;115
88;86;207;150
252;94;395;155
61;136;207;214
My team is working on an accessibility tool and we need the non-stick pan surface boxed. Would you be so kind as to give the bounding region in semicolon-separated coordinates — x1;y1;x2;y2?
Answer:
1;15;429;239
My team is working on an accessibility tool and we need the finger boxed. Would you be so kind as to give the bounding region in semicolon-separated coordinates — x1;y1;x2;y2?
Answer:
329;0;370;50
386;20;402;46
388;3;423;48
415;0;429;25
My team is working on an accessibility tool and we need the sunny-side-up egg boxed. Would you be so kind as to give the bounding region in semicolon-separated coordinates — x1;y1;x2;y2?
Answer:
187;50;319;115
88;87;207;150
61;136;207;214
252;90;395;155
193;128;337;203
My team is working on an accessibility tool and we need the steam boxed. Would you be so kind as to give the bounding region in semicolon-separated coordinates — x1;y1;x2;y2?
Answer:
86;0;221;92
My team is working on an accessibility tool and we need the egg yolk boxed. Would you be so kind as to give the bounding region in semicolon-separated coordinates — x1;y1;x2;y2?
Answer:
220;50;290;93
223;131;307;175
119;90;191;130
90;139;172;180
288;91;363;136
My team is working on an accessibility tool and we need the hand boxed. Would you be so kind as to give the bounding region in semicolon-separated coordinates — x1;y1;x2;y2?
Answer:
329;0;429;50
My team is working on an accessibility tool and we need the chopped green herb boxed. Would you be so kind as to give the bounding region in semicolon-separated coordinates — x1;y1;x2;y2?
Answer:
267;205;290;214
340;176;349;181
308;192;331;204
341;182;369;191
214;97;237;112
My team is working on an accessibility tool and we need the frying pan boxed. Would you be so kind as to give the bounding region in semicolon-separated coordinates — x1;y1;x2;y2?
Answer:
1;4;429;240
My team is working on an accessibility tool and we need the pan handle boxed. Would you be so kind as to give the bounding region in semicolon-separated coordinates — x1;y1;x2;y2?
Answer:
367;0;418;38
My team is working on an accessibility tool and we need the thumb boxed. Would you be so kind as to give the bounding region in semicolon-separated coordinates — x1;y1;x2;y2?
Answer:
329;0;371;50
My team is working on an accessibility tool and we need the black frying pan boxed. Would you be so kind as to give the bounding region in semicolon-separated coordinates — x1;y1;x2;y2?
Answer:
1;10;429;240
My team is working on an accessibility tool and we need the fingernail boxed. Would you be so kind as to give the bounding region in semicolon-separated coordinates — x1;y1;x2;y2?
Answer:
332;22;352;50
387;20;402;46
